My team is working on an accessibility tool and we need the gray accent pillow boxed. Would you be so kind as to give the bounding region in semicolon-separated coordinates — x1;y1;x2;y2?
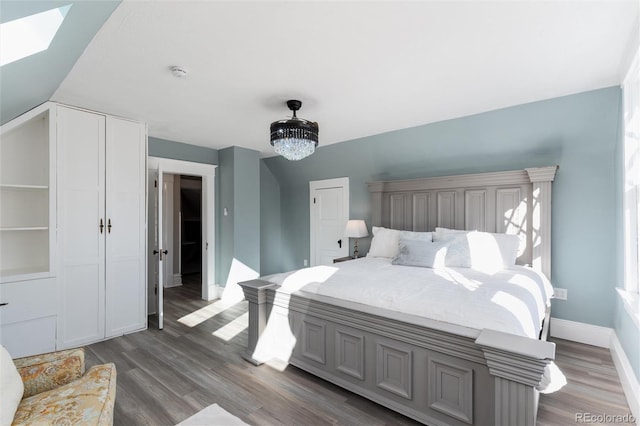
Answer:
392;238;448;269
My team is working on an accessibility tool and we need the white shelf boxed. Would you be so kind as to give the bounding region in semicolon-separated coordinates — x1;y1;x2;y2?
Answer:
0;184;48;190
0;227;48;231
0;268;50;282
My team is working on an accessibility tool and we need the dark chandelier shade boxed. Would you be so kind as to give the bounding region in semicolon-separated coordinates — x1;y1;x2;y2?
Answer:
270;100;319;161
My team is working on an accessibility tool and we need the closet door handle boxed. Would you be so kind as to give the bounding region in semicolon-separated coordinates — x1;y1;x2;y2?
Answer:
152;249;168;260
107;219;112;234
99;219;104;234
0;302;8;307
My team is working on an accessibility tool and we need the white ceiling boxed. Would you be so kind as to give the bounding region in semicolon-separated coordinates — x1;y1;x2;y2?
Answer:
52;0;639;157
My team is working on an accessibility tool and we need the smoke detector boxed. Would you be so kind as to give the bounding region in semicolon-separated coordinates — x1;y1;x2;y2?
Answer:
171;66;188;78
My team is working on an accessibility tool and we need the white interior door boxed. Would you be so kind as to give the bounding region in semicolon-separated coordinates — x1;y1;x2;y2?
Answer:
310;178;349;266
154;166;165;329
147;169;158;315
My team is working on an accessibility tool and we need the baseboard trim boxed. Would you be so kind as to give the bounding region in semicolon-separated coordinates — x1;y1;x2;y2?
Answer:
205;284;223;301
549;318;638;421
549;317;612;348
610;333;640;422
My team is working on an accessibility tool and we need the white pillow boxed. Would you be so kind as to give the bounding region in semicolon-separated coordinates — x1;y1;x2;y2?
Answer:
368;227;432;258
0;345;23;426
468;231;521;272
431;228;473;267
392;239;447;269
433;227;473;242
434;228;521;271
440;234;473;267
400;229;433;242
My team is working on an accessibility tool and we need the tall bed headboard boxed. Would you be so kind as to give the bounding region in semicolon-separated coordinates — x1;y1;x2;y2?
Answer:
368;166;558;279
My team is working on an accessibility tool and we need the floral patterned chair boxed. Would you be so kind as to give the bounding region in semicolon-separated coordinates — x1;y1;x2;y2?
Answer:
11;348;116;425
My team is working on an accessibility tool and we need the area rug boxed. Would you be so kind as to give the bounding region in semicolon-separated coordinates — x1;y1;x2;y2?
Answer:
176;404;249;426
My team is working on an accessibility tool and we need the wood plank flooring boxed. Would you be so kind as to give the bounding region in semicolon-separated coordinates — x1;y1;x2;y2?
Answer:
86;285;633;425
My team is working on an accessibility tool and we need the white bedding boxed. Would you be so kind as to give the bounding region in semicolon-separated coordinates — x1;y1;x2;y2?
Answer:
263;257;554;339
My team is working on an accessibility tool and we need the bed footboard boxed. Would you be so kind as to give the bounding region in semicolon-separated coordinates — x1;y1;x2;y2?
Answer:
240;280;555;426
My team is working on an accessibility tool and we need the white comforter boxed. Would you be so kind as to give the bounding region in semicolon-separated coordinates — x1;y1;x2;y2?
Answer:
263;257;554;339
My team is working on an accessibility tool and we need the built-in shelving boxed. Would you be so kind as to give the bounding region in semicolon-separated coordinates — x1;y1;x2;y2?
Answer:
0;103;55;282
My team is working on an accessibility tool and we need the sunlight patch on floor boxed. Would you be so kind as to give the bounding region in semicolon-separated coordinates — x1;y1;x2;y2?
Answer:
177;300;235;327
264;358;289;372
212;312;248;342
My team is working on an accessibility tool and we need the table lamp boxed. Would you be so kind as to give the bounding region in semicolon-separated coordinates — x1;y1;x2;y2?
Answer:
344;220;369;258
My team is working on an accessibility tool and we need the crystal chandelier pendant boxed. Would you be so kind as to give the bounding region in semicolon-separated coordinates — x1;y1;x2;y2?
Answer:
270;100;319;161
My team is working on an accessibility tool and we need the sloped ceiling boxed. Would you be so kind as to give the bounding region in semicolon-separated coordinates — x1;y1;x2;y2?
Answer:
3;1;638;155
0;0;120;125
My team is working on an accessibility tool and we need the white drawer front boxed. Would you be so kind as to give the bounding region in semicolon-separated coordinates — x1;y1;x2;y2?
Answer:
1;316;56;358
0;278;57;325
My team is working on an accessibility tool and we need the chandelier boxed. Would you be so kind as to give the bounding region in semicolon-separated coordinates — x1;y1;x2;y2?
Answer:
270;100;319;161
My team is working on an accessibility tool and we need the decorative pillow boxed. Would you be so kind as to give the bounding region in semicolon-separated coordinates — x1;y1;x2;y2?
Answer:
434;227;521;271
430;228;473;267
440;234;473;268
392;239;447;269
367;227;432;258
0;345;24;426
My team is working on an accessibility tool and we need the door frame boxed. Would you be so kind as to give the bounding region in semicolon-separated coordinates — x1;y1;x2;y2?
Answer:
148;157;217;301
309;177;349;266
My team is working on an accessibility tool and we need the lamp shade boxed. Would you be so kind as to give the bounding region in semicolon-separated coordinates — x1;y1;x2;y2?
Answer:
344;220;368;238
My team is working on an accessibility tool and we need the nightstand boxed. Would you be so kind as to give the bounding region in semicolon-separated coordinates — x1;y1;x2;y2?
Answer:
333;256;355;263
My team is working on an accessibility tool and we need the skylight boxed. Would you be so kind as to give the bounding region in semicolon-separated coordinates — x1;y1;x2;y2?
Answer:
0;4;72;67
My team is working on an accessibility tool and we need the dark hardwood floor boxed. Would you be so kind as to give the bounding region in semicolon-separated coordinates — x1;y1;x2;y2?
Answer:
85;285;633;425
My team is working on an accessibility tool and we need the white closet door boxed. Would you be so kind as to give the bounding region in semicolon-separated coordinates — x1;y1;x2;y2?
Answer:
57;106;106;348
105;117;146;337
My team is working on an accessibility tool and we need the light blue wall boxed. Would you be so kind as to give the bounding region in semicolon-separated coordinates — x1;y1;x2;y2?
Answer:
0;1;121;125
149;137;218;165
217;148;235;285
260;162;282;276
262;87;622;328
233;147;260;275
217;146;260;286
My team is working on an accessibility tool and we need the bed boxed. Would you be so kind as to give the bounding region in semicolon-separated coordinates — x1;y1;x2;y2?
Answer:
240;166;558;426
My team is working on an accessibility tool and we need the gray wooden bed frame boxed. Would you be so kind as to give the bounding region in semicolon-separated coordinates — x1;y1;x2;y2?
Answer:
240;166;558;426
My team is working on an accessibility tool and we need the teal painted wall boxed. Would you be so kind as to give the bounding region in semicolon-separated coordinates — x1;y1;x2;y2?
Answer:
217;146;260;286
262;87;622;328
260;162;282;276
149;137;218;165
218;148;235;285
0;1;121;125
233;147;260;275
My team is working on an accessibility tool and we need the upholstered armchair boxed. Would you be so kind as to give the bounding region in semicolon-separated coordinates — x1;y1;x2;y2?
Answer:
1;347;116;426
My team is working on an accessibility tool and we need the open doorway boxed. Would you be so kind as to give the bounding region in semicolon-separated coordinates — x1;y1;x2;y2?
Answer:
178;175;202;292
147;157;216;329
